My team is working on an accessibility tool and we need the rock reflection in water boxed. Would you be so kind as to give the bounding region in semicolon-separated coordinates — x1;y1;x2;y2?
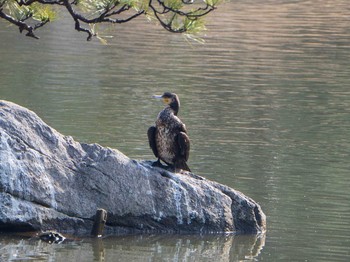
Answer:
0;233;265;261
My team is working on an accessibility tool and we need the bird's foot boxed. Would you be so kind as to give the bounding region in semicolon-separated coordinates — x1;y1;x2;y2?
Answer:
151;160;175;172
151;159;163;168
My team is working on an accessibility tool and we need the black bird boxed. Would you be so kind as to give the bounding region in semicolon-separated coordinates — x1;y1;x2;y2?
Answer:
148;92;191;172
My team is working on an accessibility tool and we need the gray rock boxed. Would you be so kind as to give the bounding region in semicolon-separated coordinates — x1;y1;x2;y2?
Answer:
0;100;266;234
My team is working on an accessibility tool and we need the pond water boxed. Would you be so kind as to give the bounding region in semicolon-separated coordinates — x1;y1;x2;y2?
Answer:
1;0;350;261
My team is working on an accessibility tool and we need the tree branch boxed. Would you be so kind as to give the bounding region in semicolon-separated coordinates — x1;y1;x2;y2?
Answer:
17;0;64;5
1;0;219;41
148;0;216;34
0;7;40;38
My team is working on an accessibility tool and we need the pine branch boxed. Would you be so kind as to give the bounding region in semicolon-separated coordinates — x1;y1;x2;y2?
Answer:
0;6;39;38
0;0;219;41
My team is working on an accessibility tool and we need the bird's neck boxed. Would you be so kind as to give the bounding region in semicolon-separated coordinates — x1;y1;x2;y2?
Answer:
169;101;179;116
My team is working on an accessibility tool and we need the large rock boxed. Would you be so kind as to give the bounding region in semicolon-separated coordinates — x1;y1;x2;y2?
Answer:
0;100;266;234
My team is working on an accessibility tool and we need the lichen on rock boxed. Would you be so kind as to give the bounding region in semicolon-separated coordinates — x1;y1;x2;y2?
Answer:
0;100;266;234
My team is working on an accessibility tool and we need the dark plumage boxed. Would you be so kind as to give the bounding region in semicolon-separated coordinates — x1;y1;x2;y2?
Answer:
148;92;191;172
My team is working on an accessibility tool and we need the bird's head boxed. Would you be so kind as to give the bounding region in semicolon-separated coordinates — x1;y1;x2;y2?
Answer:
153;92;180;115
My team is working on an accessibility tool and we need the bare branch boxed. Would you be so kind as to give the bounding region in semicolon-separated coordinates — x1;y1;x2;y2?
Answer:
62;0;94;40
17;0;64;5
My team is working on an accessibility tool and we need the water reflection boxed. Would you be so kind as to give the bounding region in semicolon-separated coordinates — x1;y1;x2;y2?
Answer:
0;233;266;262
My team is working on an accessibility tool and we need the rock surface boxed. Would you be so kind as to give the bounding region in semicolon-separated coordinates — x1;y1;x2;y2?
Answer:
0;100;266;234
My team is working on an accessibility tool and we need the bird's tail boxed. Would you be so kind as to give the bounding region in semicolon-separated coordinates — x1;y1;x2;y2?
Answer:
174;159;191;173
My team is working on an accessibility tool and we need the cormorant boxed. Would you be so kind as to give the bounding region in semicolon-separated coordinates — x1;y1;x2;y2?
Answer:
148;92;191;172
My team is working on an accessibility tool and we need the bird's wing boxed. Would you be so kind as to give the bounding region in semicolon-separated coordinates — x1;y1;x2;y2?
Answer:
180;123;188;133
147;126;158;158
177;131;190;161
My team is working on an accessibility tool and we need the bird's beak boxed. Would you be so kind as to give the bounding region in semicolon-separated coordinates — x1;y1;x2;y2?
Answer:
152;95;163;99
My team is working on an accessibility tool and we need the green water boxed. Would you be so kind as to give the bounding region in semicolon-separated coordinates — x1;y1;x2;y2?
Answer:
1;0;350;261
